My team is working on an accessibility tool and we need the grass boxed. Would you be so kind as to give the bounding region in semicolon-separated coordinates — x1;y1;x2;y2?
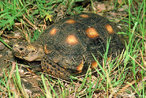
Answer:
0;0;145;97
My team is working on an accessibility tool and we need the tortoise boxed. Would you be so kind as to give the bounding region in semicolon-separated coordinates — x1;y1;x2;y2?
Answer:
12;13;124;80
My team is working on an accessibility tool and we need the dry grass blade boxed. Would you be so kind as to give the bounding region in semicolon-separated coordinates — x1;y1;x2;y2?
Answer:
129;55;146;70
23;15;41;32
114;80;136;97
6;62;16;87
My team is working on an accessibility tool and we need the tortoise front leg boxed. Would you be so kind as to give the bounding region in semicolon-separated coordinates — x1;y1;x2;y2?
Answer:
41;57;71;80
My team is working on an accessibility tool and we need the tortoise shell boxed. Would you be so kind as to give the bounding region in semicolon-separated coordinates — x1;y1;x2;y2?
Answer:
13;13;124;80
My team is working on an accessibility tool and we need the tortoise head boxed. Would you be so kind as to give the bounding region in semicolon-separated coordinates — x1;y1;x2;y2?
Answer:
13;42;45;62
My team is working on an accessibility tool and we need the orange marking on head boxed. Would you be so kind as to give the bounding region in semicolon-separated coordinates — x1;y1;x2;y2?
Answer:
86;27;99;38
65;19;76;24
80;14;89;18
49;28;57;35
76;60;84;73
105;24;114;34
91;61;98;69
66;35;78;45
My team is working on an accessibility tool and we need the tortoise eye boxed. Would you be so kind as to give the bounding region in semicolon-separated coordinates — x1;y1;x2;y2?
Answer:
19;47;24;51
31;50;36;53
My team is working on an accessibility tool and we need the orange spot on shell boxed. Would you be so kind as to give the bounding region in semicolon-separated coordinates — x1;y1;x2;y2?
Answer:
86;27;99;38
80;14;89;18
66;35;78;45
65;19;76;24
49;28;57;35
44;44;51;54
91;61;98;68
76;60;84;73
105;24;114;34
